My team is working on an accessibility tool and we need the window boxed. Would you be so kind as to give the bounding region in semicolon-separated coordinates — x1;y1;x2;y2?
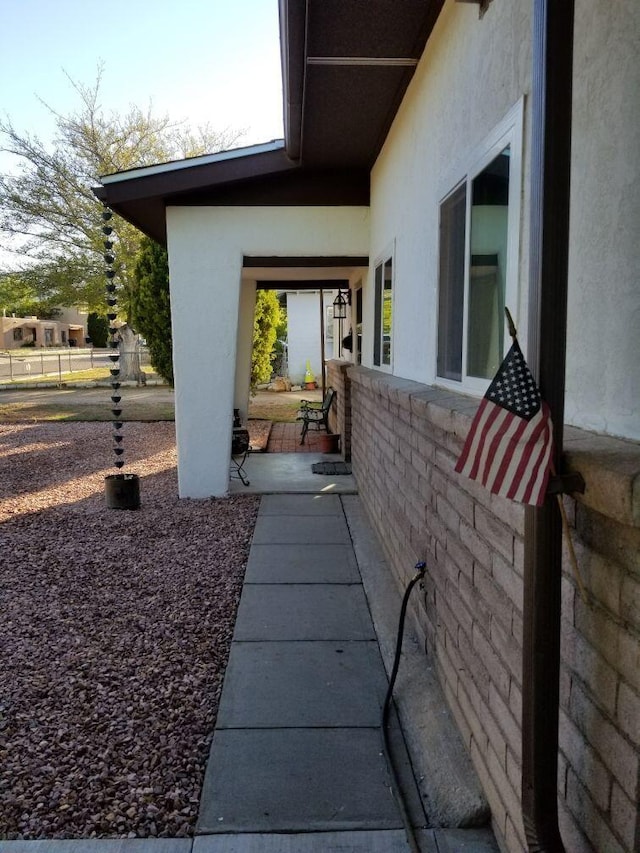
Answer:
374;255;393;368
437;102;523;391
13;328;23;342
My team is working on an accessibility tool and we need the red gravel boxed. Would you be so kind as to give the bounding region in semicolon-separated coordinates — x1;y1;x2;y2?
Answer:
0;422;259;840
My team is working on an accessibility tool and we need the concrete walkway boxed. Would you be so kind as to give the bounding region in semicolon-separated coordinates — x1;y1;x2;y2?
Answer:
0;459;499;853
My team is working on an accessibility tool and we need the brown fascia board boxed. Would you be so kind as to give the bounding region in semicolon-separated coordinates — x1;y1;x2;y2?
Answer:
279;0;306;161
97;147;298;206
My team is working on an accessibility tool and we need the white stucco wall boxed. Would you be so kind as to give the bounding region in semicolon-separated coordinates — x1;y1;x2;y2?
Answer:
367;0;531;383
166;206;369;497
235;280;257;423
367;0;639;440
564;0;640;439
286;291;336;385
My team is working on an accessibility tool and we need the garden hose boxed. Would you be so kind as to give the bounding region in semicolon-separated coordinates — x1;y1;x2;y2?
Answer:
381;560;427;853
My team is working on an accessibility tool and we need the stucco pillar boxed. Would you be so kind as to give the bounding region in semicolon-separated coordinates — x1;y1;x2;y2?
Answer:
235;280;257;423
166;210;242;497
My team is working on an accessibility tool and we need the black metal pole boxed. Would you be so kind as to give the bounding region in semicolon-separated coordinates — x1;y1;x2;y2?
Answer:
522;1;575;850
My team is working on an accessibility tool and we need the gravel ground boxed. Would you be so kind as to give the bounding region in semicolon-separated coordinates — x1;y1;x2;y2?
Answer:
0;421;260;840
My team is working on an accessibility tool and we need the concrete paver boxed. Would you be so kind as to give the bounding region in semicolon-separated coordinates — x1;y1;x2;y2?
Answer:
197;727;404;834
233;584;376;642
0;843;190;853
216;640;387;728
250;513;351;545
193;830;431;852
257;492;344;516
244;542;360;583
227;451;357;495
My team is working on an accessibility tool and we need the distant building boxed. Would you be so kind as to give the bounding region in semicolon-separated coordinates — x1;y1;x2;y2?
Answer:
1;308;88;349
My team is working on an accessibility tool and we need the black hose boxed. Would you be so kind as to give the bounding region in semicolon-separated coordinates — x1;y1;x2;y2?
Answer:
381;560;427;853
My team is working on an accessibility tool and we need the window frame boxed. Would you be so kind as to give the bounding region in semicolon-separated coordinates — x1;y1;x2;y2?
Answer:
373;246;395;372
436;99;524;395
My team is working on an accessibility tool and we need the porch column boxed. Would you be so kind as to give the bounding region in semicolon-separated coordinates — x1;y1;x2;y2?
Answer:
166;209;242;498
235;280;257;424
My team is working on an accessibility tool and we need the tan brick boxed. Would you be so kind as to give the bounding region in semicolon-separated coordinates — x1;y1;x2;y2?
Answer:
469;737;507;839
472;622;510;698
474;563;513;635
617;680;640;746
489;680;521;758
509;678;522;723
505;744;521;793
458;568;491;634
475;504;514;563
620;571;640;631
611;782;638;851
504;812;527;853
446;482;475;525
458;624;490;701
617;628;640;693
446;531;474;580
574;590;619;666
558;799;601;853
565;768;626;853
460;520;492;568
559;708;611;812
437;493;461;538
491;551;524;610
570;680;638;799
490;615;521;682
560;621;618;717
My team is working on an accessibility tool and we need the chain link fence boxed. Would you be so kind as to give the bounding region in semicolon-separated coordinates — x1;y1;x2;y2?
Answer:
0;348;151;383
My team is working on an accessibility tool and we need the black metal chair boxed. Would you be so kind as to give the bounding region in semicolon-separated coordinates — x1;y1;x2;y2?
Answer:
297;387;336;445
231;427;250;486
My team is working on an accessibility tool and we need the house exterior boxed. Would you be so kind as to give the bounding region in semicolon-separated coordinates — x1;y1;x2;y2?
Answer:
1;308;87;349
96;1;639;850
284;288;338;385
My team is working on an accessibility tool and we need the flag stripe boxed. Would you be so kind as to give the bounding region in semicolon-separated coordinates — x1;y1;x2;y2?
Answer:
484;415;529;494
454;341;554;507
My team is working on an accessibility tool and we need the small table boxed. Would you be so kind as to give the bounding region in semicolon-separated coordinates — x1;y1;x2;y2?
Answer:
231;427;250;486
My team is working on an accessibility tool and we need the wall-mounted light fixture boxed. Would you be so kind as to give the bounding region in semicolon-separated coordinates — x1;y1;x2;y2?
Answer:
332;290;348;320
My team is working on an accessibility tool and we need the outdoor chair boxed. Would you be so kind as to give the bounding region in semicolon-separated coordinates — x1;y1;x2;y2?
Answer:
297;387;336;445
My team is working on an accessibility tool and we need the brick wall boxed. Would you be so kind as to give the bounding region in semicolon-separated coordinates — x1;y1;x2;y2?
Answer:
325;359;353;460
348;365;640;853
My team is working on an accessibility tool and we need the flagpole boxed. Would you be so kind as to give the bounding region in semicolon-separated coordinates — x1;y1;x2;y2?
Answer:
521;0;575;849
505;305;587;606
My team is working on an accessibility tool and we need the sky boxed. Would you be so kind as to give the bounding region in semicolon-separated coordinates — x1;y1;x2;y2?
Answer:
0;0;284;161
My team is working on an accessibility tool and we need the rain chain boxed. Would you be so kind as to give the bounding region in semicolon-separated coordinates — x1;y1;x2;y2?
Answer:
102;207;140;509
102;208;124;469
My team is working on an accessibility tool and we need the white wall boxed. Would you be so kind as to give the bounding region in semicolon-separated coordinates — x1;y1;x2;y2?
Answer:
235;280;257;423
166;206;369;497
564;0;640;439
286;291;336;385
366;0;640;440
367;0;531;382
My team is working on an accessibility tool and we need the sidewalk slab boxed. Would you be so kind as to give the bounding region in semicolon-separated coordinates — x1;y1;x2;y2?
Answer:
0;843;190;853
244;543;359;584
197;727;402;834
233;584;376;641
257;493;344;516
216;641;387;728
193;830;427;852
251;514;351;545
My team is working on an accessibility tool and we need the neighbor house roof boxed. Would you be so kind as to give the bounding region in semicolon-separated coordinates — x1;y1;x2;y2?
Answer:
94;0;445;243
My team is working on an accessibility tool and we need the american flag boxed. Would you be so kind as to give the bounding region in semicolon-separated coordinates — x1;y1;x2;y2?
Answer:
455;340;553;506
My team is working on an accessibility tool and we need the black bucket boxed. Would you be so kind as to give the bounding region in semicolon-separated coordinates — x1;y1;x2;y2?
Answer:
105;473;141;510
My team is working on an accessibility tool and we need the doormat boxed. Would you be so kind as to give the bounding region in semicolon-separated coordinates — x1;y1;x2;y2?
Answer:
311;461;352;475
